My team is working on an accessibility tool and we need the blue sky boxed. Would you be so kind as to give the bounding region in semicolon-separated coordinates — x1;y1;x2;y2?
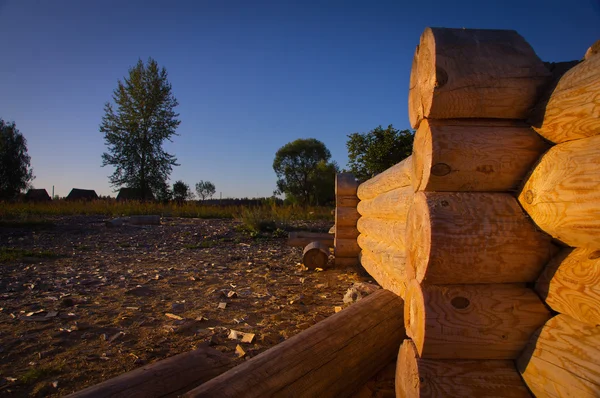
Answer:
1;0;598;198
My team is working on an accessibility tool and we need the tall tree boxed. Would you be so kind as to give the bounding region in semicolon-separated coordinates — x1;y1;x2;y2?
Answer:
195;180;216;201
172;180;193;203
346;125;414;181
100;58;180;200
273;138;338;206
0;119;34;200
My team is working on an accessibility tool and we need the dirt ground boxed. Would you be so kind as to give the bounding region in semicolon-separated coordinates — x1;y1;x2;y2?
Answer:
0;216;376;397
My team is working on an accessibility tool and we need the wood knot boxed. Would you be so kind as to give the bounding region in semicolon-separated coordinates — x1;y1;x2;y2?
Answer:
431;163;451;176
435;67;448;88
524;190;534;204
589;250;600;260
450;296;470;309
441;200;449;207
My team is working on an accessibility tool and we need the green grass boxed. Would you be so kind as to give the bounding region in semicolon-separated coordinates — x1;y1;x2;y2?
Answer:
21;366;60;384
0;248;62;262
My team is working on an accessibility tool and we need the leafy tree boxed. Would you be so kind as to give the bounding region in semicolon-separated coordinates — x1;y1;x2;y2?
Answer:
195;180;216;201
172;180;193;203
155;180;172;203
100;58;180;200
346;125;414;181
273;138;338;206
0;119;34;200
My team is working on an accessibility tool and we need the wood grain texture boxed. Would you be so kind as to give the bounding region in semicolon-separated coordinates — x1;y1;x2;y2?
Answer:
302;241;330;269
334;237;361;258
337;195;360;207
358;234;407;298
336;172;359;196
395;339;530;398
358;250;406;298
357;156;412;201
406;192;557;284
404;281;550;359
536;247;600;326
68;346;232;398
335;206;360;227
519;135;600;249
352;361;396;398
185;289;406;398
357;217;406;252
411;119;549;192
517;314;600;397
357;186;413;221
336;226;360;240
530;54;600;143
408;27;550;128
288;232;333;248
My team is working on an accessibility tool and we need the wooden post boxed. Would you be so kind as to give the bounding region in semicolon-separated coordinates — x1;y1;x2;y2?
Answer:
406;192;556;284
67;345;232;398
519;135;600;249
357;217;406;252
185;289;406;398
411;119;549;192
517;314;600;397
396;339;531;398
408;27;550;128
357;186;413;221
287;232;333;248
357;156;412;201
302;241;330;269
404;281;550;359
536;247;600;326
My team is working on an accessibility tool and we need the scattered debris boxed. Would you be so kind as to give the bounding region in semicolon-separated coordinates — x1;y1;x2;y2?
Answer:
165;313;184;321
235;344;246;358
218;302;227;309
228;329;256;343
334;306;343;313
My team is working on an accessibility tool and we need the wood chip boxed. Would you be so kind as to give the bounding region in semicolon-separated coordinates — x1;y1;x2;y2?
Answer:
218;302;227;309
165;313;183;320
235;344;246;358
334;306;343;313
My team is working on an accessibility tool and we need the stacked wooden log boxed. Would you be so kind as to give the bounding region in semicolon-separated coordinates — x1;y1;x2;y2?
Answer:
335;173;361;267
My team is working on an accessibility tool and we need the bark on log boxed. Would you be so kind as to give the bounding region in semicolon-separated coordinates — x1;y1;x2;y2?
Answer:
357;186;413;221
359;247;406;298
406;192;556;284
335;206;360;227
334;238;361;258
185;289;406;398
395;339;530;398
404;281;551;359
408;27;550;128
529;54;600;143
519;135;600;249
357;217;406;252
336;195;360;207
536;247;600;326
67;345;232;398
412;119;549;192
336;173;358;197
302;241;330;269
357;156;412;201
517;314;600;397
288;232;333;248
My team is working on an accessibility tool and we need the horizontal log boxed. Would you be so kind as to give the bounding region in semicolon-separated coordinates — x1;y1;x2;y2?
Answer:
336;195;359;207
336;173;358;197
358;246;406;298
334;238;360;258
357;186;413;221
517;314;600;397
357;156;412;201
408;27;550;128
357;217;406;252
68;345;232;398
185;289;406;398
529;53;600;143
406;192;557;284
536;247;600;326
288;232;333;248
302;241;330;270
336;227;360;240
335;257;360;267
404;281;551;359
519;135;600;249
412;119;549;192
335;206;360;227
396;339;530;398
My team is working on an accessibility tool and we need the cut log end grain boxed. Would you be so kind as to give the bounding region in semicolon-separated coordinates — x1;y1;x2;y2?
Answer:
302;241;330;269
356;217;407;252
357;186;413;221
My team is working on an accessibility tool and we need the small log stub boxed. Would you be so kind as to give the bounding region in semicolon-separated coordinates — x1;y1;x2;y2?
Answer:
334;238;361;258
335;206;360;227
404;281;551;359
529;53;600;143
336;172;359;197
517;314;600;397
185;289;406;398
357;217;406;252
406;192;556;284
288;232;333;248
408;27;550;128
357;186;413;221
396;339;531;398
412;119;549;192
536;247;600;326
302;241;330;269
357;156;412;201
67;345;232;398
519;135;600;249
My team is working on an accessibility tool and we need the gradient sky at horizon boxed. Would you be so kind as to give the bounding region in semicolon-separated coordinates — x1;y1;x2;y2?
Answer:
1;0;598;198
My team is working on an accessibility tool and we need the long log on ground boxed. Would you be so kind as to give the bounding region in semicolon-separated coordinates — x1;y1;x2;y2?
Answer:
359;246;406;298
404;281;550;359
336;172;359;197
406;192;557;284
185;289;406;398
302;241;330;269
335;206;360;227
411;119;549;192
357;156;412;201
396;339;530;398
288;232;333;248
536;247;600;326
408;27;550;128
357;217;406;252
67;345;232;398
519;135;600;249
517;314;600;397
529;52;600;143
334;237;361;258
357;186;413;221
